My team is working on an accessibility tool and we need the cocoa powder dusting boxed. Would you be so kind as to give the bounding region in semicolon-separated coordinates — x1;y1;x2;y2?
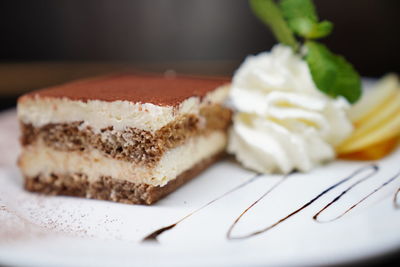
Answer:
19;73;230;107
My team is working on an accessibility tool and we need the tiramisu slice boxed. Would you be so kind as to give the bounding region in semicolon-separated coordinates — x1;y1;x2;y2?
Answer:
17;73;231;204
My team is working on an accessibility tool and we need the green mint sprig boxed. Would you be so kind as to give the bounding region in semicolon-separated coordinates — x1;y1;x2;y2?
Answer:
280;0;333;39
249;0;361;104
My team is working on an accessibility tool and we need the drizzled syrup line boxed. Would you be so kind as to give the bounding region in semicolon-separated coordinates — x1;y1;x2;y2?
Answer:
142;173;262;242
314;168;400;222
227;165;378;240
394;187;400;209
226;173;291;240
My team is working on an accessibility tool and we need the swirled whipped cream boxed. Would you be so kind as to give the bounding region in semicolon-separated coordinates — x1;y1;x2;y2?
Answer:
227;44;353;174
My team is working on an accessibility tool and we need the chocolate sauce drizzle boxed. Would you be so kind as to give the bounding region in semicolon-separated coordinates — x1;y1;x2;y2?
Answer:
394;187;400;209
226;164;400;240
141;164;400;243
314;167;400;222
142;173;262;242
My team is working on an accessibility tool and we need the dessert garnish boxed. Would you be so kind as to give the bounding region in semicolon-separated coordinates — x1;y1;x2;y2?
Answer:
228;0;361;174
250;0;361;103
228;0;361;173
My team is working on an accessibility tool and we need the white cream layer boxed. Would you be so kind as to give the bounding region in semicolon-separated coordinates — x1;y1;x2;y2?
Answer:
19;131;226;187
17;85;229;133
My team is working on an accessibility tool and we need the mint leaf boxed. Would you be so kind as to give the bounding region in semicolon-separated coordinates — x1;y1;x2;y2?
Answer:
249;0;298;51
280;0;333;39
305;41;361;103
287;18;333;39
308;20;333;39
280;0;317;22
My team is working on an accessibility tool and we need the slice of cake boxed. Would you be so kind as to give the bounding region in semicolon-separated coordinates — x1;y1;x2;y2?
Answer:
17;73;231;204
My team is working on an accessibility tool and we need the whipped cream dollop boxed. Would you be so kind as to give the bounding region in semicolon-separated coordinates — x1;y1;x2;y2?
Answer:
228;44;353;174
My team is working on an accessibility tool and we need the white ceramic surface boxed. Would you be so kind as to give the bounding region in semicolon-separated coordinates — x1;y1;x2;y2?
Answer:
0;98;399;266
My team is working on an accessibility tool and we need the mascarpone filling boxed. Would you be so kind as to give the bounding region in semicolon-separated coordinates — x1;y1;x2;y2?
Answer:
17;85;229;133
19;131;226;187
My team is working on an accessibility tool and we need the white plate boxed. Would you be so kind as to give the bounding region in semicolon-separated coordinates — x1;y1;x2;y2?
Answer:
0;95;399;266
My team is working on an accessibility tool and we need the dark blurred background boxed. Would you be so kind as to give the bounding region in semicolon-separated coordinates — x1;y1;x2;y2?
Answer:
0;0;399;110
